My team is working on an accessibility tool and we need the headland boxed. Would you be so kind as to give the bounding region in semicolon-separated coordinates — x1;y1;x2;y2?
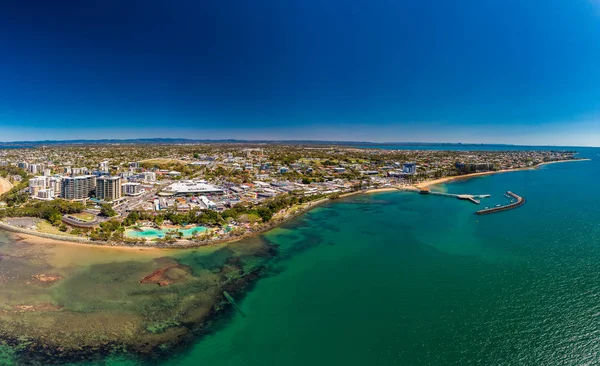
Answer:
415;158;590;189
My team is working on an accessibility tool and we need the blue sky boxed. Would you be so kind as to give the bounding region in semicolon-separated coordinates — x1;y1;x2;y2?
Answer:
1;0;600;146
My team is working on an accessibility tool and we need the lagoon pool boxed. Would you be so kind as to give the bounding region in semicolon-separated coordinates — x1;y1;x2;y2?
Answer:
126;226;208;239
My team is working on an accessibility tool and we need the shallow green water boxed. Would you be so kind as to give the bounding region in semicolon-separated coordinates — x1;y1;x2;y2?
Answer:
9;149;600;365
125;226;207;239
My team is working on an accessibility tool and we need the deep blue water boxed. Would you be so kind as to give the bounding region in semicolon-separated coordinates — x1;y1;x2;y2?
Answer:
345;143;590;151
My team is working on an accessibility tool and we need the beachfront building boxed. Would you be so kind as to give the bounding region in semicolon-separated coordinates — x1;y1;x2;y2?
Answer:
61;175;96;200
160;180;224;196
96;176;122;201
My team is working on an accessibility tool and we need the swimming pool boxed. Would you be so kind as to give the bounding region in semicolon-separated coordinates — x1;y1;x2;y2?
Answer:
125;226;208;239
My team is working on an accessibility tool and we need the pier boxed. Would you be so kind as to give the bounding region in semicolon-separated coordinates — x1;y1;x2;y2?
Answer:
419;188;490;205
476;191;525;215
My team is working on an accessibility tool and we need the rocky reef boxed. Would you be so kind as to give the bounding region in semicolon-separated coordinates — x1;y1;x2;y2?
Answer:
0;233;275;365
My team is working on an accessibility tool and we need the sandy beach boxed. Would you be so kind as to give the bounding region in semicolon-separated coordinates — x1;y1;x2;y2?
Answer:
0;177;13;195
363;187;401;194
416;158;591;189
11;231;170;253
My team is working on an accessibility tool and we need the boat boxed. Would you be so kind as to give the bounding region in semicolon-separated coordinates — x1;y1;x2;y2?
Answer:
495;204;501;207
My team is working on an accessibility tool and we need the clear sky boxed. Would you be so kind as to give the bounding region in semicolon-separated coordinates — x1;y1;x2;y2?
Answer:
1;0;600;146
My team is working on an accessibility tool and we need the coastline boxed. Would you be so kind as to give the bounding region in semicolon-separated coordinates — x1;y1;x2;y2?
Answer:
415;158;591;189
0;176;13;195
0;158;589;250
0;188;397;249
10;231;171;253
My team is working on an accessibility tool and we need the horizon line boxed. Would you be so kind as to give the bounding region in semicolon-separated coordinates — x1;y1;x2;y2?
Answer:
0;138;596;148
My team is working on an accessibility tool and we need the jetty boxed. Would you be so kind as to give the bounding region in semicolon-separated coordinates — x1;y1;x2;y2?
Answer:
476;191;525;215
419;188;490;205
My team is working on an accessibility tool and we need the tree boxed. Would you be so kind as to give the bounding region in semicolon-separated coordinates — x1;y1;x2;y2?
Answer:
256;207;273;222
100;203;117;217
48;211;63;226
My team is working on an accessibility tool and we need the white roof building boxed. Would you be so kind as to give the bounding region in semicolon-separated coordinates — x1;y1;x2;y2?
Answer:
160;180;224;196
199;195;217;209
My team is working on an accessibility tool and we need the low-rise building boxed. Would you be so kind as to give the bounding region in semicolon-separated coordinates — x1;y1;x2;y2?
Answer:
161;180;224;196
199;195;217;209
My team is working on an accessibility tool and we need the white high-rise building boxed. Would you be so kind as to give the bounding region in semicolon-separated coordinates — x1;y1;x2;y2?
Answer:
29;176;48;195
122;182;142;196
121;171;135;179
61;175;96;200
49;177;63;197
142;172;157;182
72;167;88;176
29;164;43;174
37;188;55;200
96;176;122;201
99;161;109;172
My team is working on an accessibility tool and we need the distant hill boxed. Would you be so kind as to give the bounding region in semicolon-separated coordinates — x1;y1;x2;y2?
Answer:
0;138;520;148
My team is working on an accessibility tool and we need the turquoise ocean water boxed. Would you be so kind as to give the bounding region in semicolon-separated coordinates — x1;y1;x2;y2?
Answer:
42;147;600;364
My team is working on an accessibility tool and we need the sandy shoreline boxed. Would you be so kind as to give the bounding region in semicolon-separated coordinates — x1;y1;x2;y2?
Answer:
0;177;13;195
415;158;591;189
11;231;173;253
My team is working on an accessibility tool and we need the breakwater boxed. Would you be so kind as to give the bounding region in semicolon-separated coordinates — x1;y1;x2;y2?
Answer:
476;191;525;215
